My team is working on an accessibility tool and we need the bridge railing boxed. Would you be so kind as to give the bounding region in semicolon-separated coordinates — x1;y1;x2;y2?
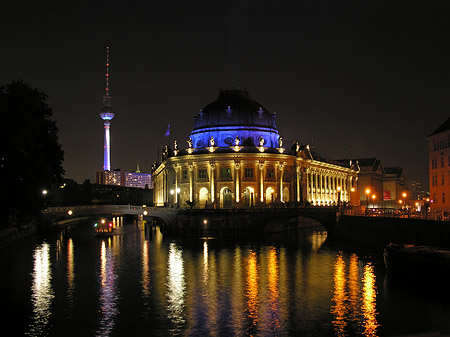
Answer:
43;204;143;215
361;208;450;221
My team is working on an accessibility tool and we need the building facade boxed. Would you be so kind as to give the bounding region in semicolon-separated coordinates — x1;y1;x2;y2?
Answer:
355;158;407;209
96;168;152;189
427;117;450;211
153;90;359;208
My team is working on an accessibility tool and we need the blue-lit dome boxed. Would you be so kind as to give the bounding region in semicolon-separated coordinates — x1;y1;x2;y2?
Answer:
190;89;279;148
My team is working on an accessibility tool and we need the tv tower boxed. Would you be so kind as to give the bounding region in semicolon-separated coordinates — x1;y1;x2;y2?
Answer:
100;46;114;171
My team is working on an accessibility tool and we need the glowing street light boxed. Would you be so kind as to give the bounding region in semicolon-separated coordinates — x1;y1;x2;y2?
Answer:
372;194;376;209
365;188;371;215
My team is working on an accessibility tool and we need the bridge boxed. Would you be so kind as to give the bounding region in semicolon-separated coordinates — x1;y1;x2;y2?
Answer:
142;206;339;237
42;204;338;235
41;205;450;249
42;204;145;227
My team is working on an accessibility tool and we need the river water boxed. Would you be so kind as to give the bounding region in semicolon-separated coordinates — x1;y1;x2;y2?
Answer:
1;219;449;336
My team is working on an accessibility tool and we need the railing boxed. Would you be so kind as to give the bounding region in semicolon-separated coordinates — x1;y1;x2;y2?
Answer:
360;209;450;221
43;205;143;215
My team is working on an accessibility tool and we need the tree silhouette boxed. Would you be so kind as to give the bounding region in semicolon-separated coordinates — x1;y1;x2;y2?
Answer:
0;80;64;226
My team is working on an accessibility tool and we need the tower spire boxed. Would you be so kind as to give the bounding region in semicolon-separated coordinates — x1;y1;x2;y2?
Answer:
100;46;114;171
102;46;112;109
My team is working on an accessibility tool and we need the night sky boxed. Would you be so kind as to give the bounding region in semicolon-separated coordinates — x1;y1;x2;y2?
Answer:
2;1;450;189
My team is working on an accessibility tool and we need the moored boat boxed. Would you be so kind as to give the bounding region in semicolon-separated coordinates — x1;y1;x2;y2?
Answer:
383;243;450;279
94;218;115;236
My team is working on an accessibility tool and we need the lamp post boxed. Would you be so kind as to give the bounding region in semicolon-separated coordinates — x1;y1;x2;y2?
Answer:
402;192;407;210
372;194;376;210
170;189;175;207
365;188;371;215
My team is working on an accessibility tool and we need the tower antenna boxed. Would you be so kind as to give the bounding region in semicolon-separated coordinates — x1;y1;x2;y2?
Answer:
100;46;115;171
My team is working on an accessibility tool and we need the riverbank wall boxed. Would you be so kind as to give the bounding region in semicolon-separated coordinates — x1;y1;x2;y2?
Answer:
0;222;38;248
336;215;450;250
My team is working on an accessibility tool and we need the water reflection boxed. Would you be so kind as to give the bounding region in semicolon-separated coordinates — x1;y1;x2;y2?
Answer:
362;263;379;336
203;240;208;283
96;240;119;336
66;238;75;315
141;240;150;298
309;231;328;250
267;247;280;332
246;250;259;332
331;253;348;336
167;243;186;331
27;243;54;336
331;253;379;337
9;223;393;336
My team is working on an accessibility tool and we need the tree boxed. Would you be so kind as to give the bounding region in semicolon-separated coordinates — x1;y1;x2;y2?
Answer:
0;80;64;226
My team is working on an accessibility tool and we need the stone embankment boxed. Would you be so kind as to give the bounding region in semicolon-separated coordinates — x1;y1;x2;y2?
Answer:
0;222;38;248
336;215;450;250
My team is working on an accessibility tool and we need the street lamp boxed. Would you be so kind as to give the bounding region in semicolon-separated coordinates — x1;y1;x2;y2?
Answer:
170;189;175;206
365;188;371;215
176;188;181;207
372;194;376;210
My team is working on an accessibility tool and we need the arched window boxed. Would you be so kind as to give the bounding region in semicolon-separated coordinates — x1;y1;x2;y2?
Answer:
199;187;208;208
265;187;275;204
220;187;232;208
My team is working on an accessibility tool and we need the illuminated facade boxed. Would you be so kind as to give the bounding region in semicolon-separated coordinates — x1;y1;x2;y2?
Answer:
153;89;359;208
96;168;152;189
427;117;450;211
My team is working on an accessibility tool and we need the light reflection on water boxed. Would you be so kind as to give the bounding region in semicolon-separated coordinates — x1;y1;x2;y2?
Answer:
27;242;54;336
166;242;186;332
331;252;379;337
6;224;440;336
96;239;118;337
66;238;75;316
246;250;259;333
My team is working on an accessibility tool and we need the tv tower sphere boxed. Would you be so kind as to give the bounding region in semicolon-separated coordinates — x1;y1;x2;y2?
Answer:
100;47;114;171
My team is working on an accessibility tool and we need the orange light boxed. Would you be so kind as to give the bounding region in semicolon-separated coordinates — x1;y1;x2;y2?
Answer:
365;188;371;195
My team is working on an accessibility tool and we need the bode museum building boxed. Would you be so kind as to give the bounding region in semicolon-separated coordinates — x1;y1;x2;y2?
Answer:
152;89;359;208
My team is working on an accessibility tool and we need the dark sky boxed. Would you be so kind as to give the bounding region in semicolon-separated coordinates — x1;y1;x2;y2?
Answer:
2;0;450;189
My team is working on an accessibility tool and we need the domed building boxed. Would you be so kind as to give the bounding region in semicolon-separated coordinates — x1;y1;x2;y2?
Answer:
153;89;359;208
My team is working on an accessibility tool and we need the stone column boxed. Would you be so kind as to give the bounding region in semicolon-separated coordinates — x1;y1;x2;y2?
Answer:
259;162;264;202
210;163;216;204
314;172;318;204
174;165;178;204
235;161;240;203
189;164;193;202
296;166;301;203
279;163;284;202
